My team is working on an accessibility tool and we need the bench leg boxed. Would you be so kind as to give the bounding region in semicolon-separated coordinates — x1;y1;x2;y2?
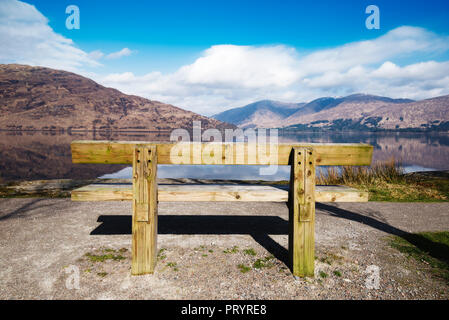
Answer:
289;147;316;277
132;145;158;275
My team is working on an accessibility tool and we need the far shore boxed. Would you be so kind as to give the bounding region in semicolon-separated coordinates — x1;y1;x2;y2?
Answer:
1;128;449;133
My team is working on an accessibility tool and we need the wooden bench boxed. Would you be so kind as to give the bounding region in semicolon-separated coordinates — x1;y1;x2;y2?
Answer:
71;141;373;277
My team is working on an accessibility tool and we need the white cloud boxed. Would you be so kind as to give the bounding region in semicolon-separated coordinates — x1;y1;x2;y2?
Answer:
297;26;449;77
105;48;134;60
0;0;100;71
97;26;449;115
87;48;135;61
88;50;105;60
177;45;300;88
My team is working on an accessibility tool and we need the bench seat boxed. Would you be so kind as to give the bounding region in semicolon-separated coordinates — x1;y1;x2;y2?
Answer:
70;141;374;276
71;183;368;203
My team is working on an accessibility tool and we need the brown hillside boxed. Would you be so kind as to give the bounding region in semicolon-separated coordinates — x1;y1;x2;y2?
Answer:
0;64;234;132
282;94;449;130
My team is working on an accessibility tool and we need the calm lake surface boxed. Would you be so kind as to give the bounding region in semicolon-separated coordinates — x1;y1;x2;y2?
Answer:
0;130;448;182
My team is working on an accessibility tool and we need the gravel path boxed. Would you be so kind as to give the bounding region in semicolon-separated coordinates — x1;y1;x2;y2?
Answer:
0;199;448;299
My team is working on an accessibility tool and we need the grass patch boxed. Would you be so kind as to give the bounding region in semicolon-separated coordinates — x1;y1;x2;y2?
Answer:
333;270;342;277
237;264;251;273
319;253;343;266
319;271;328;278
97;272;108;277
166;262;179;271
157;248;167;261
85;252;125;263
317;159;449;202
0;186;69;198
243;248;257;256
253;256;275;269
388;231;449;283
223;246;239;254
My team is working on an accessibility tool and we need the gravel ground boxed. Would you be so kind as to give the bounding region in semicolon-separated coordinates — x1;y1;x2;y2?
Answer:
0;198;448;300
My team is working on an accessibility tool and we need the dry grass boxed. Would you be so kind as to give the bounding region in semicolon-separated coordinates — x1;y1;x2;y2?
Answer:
317;158;404;185
317;158;448;202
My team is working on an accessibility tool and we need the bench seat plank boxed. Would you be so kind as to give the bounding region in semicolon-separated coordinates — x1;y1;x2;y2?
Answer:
71;184;368;203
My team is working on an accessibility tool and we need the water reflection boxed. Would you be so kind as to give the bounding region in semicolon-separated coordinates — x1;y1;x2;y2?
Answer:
0;130;448;182
100;165;293;181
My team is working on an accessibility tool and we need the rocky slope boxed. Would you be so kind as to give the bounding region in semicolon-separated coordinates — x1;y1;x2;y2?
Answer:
284;94;449;131
0;64;234;132
213;100;304;129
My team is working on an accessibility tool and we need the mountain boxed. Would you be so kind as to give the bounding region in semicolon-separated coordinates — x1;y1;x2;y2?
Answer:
213;100;305;128
214;93;449;131
0;64;235;132
284;94;448;131
285;94;413;122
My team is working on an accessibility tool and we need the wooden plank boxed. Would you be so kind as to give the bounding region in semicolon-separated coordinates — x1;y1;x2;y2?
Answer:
315;185;368;202
71;184;368;203
131;145;158;275
133;146;157;222
71;184;133;201
301;149;316;222
132;221;157;275
71;141;373;166
289;147;315;277
303;149;316;276
158;184;288;202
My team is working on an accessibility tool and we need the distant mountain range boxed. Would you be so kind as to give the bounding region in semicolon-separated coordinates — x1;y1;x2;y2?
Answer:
1;64;447;133
213;94;449;131
0;64;235;132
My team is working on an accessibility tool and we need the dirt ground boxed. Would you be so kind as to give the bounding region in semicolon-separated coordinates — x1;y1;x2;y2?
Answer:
0;198;448;300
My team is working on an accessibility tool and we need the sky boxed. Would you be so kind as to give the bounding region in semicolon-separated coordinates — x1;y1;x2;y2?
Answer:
0;0;449;115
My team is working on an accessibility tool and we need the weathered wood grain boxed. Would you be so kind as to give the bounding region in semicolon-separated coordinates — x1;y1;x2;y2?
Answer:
71;141;373;166
131;145;158;275
71;183;368;203
289;147;315;277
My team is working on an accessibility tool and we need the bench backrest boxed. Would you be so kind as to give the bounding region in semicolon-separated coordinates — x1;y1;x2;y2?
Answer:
71;140;373;166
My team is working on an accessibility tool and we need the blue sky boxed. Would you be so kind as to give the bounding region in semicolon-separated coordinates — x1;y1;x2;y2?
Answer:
1;0;449;115
28;0;449;73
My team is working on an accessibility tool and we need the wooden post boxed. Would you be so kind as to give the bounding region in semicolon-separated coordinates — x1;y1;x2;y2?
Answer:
131;145;158;275
289;147;316;277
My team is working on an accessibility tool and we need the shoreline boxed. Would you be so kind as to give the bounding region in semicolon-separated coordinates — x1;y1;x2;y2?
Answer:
0;178;291;198
1;170;448;201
